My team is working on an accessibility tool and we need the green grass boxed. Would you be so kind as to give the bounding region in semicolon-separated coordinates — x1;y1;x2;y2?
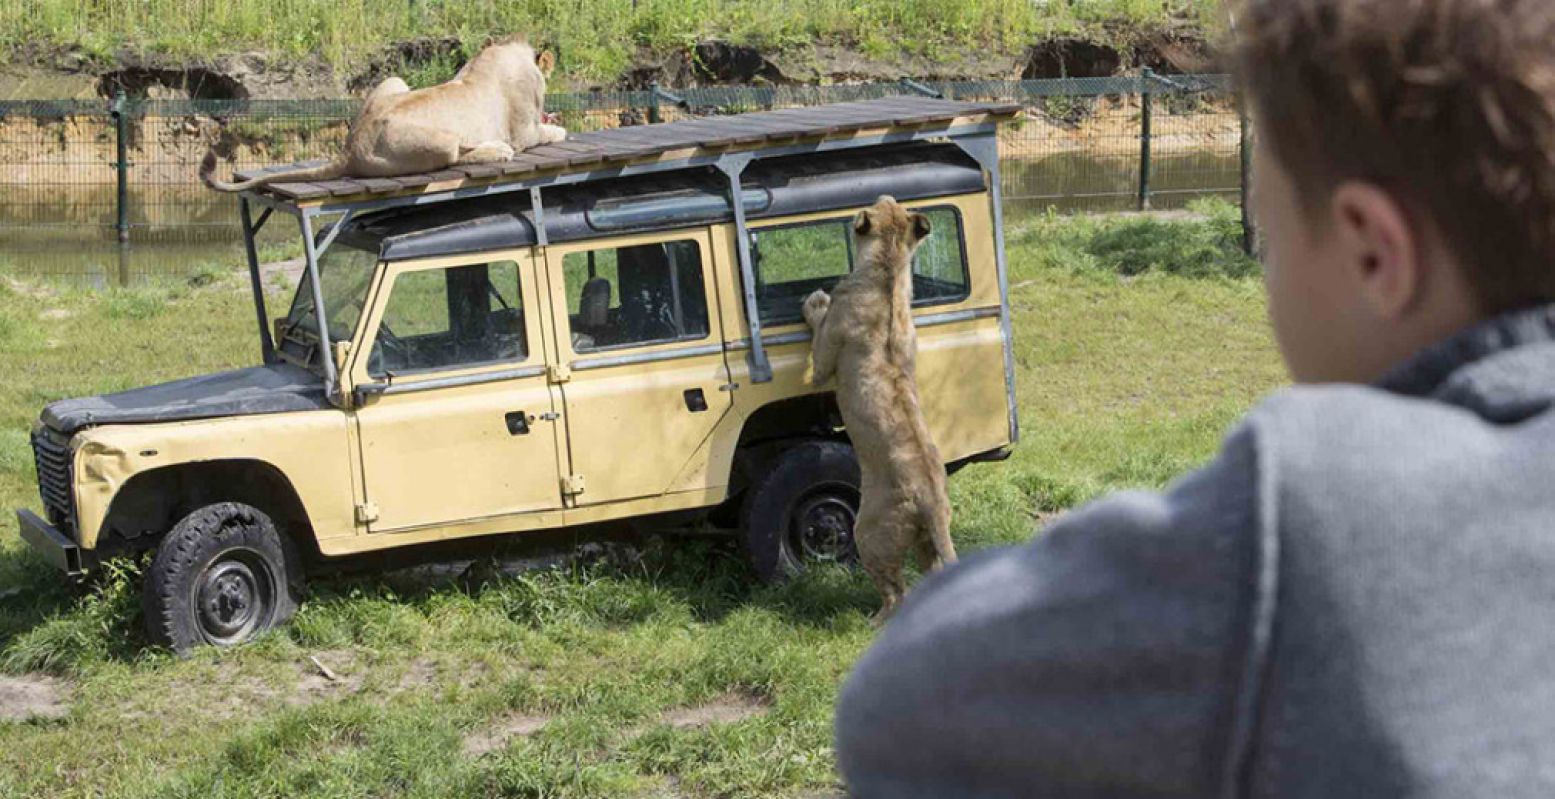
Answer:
0;205;1282;798
0;0;1228;84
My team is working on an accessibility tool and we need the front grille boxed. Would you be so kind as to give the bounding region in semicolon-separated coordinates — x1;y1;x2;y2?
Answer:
30;427;76;538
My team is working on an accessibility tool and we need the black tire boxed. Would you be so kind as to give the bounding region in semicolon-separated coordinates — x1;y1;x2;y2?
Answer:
143;502;303;653
740;440;861;582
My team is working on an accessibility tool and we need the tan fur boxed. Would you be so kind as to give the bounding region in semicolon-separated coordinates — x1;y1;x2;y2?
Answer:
803;196;955;625
200;37;567;192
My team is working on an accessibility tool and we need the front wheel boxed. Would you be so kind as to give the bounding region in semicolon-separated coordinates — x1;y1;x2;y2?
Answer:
740;440;861;582
143;502;303;653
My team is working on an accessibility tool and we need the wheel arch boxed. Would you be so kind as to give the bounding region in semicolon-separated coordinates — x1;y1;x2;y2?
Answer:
717;392;847;516
99;459;318;561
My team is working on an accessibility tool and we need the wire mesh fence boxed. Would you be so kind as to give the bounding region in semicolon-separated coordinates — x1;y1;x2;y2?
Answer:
0;73;1242;283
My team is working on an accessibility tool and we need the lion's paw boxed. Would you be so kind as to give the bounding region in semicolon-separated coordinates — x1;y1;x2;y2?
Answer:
802;289;832;328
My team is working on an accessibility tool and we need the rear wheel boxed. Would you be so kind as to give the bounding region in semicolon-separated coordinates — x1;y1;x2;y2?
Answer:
740;440;861;582
143;502;303;653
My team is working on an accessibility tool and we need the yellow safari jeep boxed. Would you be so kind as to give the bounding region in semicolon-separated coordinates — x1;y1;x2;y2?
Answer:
17;97;1020;651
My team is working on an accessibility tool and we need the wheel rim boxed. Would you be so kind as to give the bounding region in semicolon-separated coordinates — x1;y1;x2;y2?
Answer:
788;486;859;564
193;550;275;646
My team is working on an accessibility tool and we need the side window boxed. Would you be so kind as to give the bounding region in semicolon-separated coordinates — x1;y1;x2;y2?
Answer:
562;240;709;352
911;207;970;305
750;220;854;325
749;206;970;324
368;261;526;377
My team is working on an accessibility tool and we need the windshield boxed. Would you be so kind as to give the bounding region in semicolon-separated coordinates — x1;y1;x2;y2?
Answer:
284;240;378;346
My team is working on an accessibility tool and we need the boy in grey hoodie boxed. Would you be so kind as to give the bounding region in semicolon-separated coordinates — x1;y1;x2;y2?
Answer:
834;1;1555;796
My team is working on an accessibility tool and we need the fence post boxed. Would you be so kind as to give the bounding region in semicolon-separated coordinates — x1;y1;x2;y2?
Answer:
1240;101;1258;255
110;89;130;244
1138;68;1153;212
647;81;662;124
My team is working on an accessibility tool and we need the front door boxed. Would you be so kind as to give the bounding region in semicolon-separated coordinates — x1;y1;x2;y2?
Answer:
541;229;733;506
350;253;565;532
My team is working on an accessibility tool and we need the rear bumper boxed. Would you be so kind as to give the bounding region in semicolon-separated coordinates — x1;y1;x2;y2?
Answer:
16;509;87;577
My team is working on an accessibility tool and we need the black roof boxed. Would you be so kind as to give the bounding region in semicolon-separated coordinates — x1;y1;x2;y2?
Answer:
337;143;987;262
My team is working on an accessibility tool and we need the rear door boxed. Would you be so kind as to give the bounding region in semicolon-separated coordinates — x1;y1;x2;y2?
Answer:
349;252;566;532
540;229;733;506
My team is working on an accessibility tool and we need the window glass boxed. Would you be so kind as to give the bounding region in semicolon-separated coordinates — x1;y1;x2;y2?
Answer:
911;207;970;304
750;220;854;325
750;207;970;324
285;242;377;346
368;261;526;377
562;240;709;352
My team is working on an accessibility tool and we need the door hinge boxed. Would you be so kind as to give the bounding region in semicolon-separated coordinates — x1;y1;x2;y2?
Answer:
548;363;571;383
539;411;561;421
355;502;380;524
561;474;586;496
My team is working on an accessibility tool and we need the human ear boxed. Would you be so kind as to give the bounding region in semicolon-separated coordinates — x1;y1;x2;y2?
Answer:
1330;182;1421;320
853;210;873;237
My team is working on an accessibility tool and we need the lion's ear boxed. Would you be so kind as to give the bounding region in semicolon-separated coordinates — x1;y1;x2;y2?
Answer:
537;50;556;77
853;210;873;237
910;213;931;241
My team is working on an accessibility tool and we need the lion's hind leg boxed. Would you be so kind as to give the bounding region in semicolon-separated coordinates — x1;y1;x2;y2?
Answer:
856;488;912;626
457;141;517;164
538;123;568;145
364;122;466;176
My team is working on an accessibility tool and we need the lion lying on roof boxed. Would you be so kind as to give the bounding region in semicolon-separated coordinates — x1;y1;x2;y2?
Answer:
200;36;567;192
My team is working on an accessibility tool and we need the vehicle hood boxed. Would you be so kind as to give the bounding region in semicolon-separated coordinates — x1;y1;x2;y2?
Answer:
41;363;330;435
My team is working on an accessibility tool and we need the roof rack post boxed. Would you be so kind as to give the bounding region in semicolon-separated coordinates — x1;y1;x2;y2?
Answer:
950;132;1019;445
715;152;772;384
240;197;277;364
298;209;340;401
528;187;548;246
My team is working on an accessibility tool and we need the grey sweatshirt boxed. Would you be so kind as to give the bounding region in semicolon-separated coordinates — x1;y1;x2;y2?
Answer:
835;306;1555;798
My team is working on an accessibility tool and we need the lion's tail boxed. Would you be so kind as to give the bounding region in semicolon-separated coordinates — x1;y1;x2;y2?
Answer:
199;148;348;193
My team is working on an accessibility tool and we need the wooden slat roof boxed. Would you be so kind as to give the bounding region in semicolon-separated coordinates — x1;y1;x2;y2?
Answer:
233;96;1019;206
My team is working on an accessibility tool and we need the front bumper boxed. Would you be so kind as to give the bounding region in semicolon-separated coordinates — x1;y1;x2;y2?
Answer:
16;509;87;577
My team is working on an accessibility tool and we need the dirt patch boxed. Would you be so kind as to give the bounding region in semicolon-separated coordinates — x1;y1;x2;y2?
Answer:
1024;38;1124;79
292;649;365;702
4;276;54;299
260;257;305;288
348;37;465;94
38;308;73;321
98;65;248;101
463;711;553;756
658;692;770;730
0;674;71;722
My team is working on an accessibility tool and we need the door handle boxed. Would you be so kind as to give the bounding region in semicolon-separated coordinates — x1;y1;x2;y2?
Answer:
505;411;533;435
683;388;708;413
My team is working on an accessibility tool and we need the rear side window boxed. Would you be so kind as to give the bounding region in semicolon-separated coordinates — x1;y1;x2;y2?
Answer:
368;261;526;377
911;207;970;305
750;220;854;325
561;239;710;353
750;206;971;325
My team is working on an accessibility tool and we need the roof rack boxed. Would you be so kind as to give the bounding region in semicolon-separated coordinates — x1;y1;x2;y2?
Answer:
233;96;1019;418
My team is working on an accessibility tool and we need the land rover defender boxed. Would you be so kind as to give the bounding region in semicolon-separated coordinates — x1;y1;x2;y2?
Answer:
17;97;1020;651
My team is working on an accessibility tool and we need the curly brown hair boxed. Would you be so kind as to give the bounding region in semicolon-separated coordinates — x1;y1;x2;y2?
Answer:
1232;0;1555;312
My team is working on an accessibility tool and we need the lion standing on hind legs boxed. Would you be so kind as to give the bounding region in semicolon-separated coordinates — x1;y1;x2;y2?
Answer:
803;196;956;625
199;36;567;192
